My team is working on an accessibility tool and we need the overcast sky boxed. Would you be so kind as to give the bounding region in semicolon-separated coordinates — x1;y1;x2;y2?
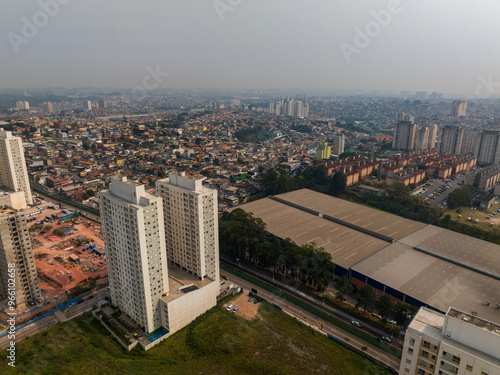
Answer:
1;0;500;95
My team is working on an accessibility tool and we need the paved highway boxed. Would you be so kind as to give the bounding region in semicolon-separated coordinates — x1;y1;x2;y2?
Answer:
223;266;401;372
0;289;109;349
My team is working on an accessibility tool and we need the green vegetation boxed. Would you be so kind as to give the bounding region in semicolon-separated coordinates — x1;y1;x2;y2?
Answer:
29;224;42;232
356;285;375;313
447;186;472;208
338;151;357;159
53;228;65;237
291;124;312;134
260;165;298;195
68;280;96;298
0;307;392;375
220;209;334;291
221;264;401;358
234;126;272;142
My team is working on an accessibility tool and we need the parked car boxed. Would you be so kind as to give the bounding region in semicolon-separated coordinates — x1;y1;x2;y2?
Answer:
351;321;362;328
226;304;234;311
232;308;238;314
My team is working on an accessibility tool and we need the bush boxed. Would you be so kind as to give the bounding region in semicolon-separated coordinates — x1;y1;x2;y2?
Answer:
53;228;65;237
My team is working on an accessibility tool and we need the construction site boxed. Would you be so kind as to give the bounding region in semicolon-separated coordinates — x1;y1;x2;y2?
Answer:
29;206;108;303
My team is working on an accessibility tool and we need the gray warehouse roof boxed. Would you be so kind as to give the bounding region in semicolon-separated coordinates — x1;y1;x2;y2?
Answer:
235;189;500;324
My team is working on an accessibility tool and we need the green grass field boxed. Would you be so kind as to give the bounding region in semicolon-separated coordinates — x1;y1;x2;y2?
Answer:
0;303;392;375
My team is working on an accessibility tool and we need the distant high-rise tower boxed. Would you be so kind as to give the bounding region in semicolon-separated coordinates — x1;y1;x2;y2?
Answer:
392;112;417;151
303;102;309;118
332;134;345;156
415;127;430;151
83;100;92;111
100;177;168;334
0;130;33;205
157;173;219;282
477;130;500;165
426;125;438;150
0;192;41;310
451;100;467;117
415;91;427;100
42;102;53;113
460;131;481;157
98;99;108;109
274;101;281;115
294;101;304;118
316;142;331;159
16;101;29;110
438;126;463;155
268;101;274;115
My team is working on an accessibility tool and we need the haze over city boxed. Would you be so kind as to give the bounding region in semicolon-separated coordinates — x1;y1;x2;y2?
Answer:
2;0;500;95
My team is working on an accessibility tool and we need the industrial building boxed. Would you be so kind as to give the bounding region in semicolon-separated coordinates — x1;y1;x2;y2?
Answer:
236;189;500;326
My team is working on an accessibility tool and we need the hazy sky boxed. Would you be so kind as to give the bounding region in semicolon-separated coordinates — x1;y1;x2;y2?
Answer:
1;0;500;95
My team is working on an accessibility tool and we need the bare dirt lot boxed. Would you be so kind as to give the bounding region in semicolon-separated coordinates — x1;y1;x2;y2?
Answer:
228;293;260;319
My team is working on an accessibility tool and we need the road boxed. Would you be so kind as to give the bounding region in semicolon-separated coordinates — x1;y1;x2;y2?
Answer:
33;188;101;222
223;267;401;372
0;289;109;349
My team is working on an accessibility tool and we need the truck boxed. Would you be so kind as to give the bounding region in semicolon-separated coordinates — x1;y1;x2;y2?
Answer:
473;219;480;223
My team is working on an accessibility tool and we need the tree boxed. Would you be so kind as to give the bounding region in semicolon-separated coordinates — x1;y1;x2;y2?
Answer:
376;294;393;322
330;172;347;196
395;303;418;328
338;151;357;159
260;165;298;196
448;188;469;209
356;285;375;313
86;189;95;197
335;276;350;298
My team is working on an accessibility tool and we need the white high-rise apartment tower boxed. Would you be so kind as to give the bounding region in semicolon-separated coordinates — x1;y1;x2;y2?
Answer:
451;100;467;117
0;192;41;310
100;177;169;334
399;307;500;375
157;172;219;282
0;129;33;205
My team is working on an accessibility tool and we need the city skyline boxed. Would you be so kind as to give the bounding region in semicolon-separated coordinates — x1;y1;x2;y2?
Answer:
1;1;500;96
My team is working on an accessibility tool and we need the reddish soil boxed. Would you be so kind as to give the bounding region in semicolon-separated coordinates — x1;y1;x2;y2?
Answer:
230;293;259;319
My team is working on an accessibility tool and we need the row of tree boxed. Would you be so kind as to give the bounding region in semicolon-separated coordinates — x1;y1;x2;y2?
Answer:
219;208;335;291
335;278;418;326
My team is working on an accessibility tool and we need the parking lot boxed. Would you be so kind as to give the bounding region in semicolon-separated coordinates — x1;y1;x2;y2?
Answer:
223;293;260;319
414;174;466;207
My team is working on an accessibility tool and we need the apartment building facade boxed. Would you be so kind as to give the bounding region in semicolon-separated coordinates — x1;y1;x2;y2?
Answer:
0;130;33;205
400;307;500;375
100;177;169;334
0;192;41;310
157;172;219;282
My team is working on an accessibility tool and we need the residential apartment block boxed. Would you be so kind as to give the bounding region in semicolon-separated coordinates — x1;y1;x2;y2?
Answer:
100;177;169;334
100;175;219;348
400;307;499;375
0;191;41;310
157;172;219;282
0;129;33;205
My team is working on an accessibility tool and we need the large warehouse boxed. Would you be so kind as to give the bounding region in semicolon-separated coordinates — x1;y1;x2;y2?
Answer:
236;189;500;325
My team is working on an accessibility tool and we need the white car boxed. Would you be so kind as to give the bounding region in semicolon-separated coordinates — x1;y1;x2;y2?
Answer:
351;321;362;328
226;304;234;311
